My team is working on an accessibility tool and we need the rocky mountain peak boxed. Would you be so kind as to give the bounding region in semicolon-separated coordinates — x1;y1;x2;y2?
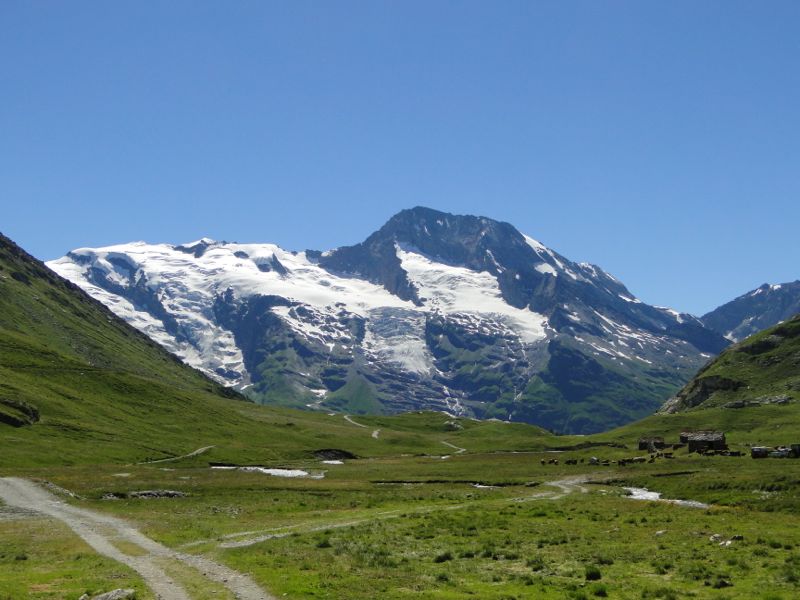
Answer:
47;208;730;433
702;280;800;342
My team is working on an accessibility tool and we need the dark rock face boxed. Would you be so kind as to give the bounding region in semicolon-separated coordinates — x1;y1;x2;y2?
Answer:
325;208;727;355
47;208;732;434
663;374;743;413
314;449;358;460
702;281;800;342
0;398;40;427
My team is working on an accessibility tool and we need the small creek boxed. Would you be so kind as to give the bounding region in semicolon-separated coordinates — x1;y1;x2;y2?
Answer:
623;487;709;509
211;466;325;479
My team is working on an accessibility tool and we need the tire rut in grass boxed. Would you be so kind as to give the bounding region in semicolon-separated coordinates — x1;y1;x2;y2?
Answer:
0;477;274;600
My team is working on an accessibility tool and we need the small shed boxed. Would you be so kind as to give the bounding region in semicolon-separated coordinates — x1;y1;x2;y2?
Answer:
751;446;769;459
682;431;726;453
791;444;800;458
638;437;666;451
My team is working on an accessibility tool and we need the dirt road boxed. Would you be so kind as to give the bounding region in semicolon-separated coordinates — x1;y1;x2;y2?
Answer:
138;445;215;465
215;476;589;550
342;415;368;428
440;440;467;454
0;477;274;600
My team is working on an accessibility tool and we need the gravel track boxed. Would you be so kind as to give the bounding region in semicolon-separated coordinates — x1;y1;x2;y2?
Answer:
440;440;467;454
214;476;589;550
138;445;216;465
342;415;368;428
0;477;274;600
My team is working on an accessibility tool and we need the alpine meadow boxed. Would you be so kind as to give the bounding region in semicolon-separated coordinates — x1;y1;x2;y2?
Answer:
3;3;800;600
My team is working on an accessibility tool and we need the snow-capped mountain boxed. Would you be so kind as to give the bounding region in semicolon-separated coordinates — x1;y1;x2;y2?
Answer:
701;281;800;342
48;207;728;433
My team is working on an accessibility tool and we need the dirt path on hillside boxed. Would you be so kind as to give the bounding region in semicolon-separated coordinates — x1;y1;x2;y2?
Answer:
343;415;368;428
515;476;589;501
342;416;381;440
0;478;274;600
138;445;216;465
441;440;467;454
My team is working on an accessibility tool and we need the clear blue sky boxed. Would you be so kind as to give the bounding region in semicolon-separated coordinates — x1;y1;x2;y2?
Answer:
2;1;799;315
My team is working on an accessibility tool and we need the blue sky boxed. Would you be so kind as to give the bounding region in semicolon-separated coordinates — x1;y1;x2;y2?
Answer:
2;1;798;315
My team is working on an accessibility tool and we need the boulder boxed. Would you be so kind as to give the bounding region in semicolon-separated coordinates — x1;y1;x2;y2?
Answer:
88;590;136;600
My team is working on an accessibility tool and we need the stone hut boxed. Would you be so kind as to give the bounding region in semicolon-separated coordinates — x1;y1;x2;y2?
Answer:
681;431;726;453
638;437;666;451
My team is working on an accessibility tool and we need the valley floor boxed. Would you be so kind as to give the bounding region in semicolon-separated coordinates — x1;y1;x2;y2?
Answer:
3;442;800;600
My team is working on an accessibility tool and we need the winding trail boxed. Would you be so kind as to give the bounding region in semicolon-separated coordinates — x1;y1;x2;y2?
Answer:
0;478;274;600
211;476;589;550
343;415;382;441
515;476;588;501
441;440;467;454
342;415;368;428
138;445;215;465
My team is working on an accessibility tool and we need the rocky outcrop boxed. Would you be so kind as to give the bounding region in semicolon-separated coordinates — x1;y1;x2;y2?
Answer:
79;590;136;600
661;375;743;413
0;398;39;427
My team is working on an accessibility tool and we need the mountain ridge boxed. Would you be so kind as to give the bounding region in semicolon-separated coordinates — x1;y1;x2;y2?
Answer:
47;207;729;433
701;280;800;342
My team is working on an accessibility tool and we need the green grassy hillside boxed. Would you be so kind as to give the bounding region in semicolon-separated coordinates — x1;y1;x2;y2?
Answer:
0;232;258;466
660;313;800;413
589;314;800;449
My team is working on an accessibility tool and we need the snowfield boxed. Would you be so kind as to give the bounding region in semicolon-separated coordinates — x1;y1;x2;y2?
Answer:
49;238;551;387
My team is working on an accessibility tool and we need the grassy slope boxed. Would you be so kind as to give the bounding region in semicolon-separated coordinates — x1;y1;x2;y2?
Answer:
591;313;800;448
671;313;800;410
0;232;272;466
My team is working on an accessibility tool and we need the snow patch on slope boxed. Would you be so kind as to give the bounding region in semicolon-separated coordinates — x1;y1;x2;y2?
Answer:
362;308;433;375
50;250;245;380
396;244;547;343
49;241;417;385
535;263;558;277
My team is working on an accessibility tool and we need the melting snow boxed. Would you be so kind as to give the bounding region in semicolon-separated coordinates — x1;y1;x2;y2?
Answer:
362;308;433;374
523;234;547;254
49;241;416;385
657;307;685;324
396;244;547;344
50;238;554;389
535;263;557;277
618;294;642;304
238;467;324;479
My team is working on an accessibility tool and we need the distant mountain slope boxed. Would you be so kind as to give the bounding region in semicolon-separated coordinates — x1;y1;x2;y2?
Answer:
661;313;800;413
0;231;255;465
0;232;566;468
702;281;800;342
48;207;729;434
